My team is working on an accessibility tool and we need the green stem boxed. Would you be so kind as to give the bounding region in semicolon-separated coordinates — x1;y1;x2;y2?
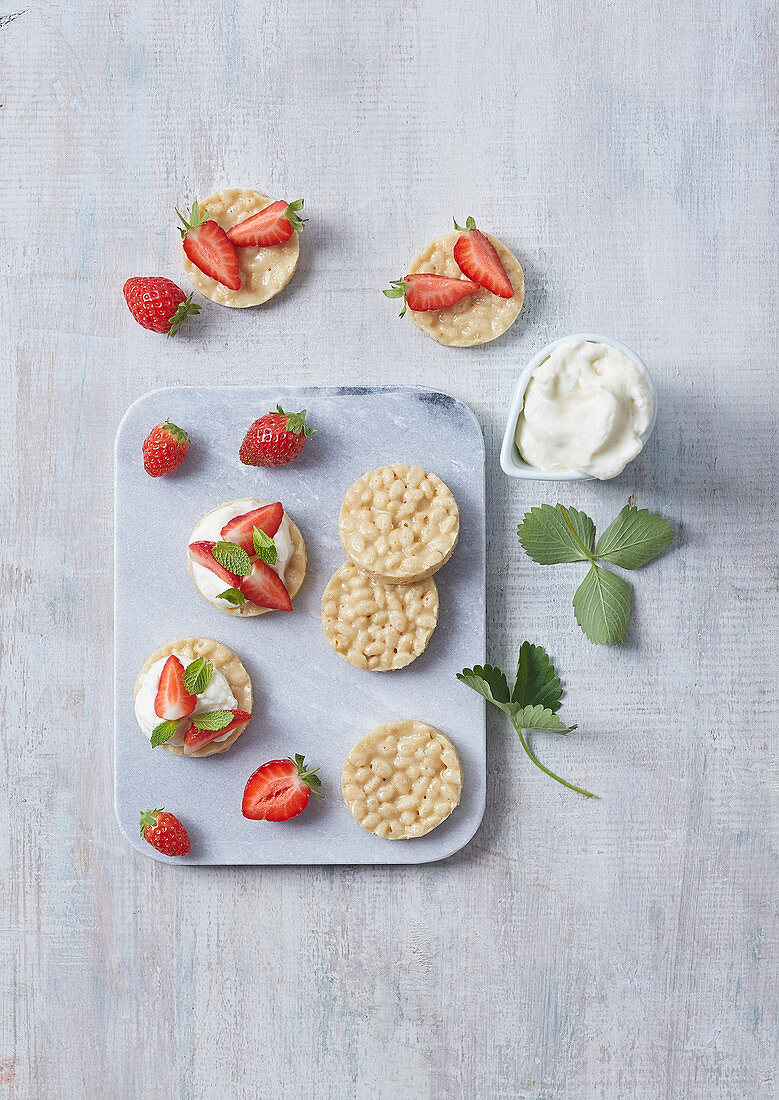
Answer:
558;505;595;562
513;723;595;798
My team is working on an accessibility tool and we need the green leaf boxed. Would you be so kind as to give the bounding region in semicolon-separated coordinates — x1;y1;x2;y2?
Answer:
277;406;315;437
284;198;307;232
253;526;277;565
456;664;512;712
211;541;252;577
190;710;234;732
217;586;245;606
573;563;632;644
595;505;676;570
150;720;180;747
453;215;477;231
511;705;575;734
166;294;201;337
512;642;563;712
182;657;213;695
517;504;596;564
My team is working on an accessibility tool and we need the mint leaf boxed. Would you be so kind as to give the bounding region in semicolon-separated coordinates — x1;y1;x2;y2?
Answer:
456;664;512;713
573;563;632;644
212;541;252;577
217;587;245;606
190;710;234;732
253;526;277;565
150;720;179;747
595;505;676;569
511;705;575;734
512;642;562;712
182;657;213;695
517;504;595;564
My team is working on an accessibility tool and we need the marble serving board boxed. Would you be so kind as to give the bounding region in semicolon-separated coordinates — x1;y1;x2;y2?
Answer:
114;385;486;865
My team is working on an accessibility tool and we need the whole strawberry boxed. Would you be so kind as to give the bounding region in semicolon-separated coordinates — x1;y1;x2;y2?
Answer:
143;421;190;477
123;276;201;336
239;406;315;467
139;808;191;856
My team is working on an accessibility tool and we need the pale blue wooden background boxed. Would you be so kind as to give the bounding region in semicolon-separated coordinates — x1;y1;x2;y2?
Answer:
0;2;776;1097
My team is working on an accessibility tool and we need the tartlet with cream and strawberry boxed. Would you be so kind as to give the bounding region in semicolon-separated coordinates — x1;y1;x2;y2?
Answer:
384;216;525;347
134;637;252;757
187;498;306;615
178;188;305;308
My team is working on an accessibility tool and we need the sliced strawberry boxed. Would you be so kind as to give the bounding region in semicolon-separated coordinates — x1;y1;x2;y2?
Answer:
241;558;292;611
177;202;241;290
183;709;251;755
188;541;242;588
226;199;306;248
154;655;197;721
384;273;479;317
452;218;514;298
242;755;322;821
220;503;284;556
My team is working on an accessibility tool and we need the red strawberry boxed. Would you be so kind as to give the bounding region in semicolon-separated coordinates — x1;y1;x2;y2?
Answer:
188;541;242;588
123;277;201;336
241;558;292;611
183;709;251;755
177;201;241;290
220;503;284;555
452;217;514;298
140;809;191;856
383;273;479;317
154;655;197;721
242;755;323;821
142;421;190;477
239;407;315;468
226;199;306;247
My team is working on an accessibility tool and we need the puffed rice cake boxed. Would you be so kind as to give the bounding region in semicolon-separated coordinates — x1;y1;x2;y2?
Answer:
321;561;438;671
181;187;300;308
341;720;463;839
408;231;524;347
339;463;459;584
134;637;252;758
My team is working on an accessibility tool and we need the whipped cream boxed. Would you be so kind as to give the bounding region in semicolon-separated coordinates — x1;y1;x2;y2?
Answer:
188;498;294;611
515;339;654;480
134;652;237;746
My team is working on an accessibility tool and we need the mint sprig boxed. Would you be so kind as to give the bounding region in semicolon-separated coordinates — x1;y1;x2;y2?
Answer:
517;503;675;644
253;526;277;565
458;643;592;797
150;720;180;748
182;657;213;696
211;540;252;577
217;587;246;606
190;710;234;732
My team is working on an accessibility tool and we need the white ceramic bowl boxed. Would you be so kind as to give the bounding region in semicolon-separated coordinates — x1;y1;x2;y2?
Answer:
499;333;658;481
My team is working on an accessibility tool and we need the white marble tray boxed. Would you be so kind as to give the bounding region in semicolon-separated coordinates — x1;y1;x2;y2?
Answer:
114;385;486;864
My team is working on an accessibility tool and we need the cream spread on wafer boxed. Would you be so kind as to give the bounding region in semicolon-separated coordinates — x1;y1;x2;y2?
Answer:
134;653;237;746
188;499;294;608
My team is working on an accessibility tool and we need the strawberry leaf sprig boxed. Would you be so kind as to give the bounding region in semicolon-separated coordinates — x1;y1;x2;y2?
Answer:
517;504;675;645
458;642;593;797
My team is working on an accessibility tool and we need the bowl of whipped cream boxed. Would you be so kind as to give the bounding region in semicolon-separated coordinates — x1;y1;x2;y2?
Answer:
500;334;657;481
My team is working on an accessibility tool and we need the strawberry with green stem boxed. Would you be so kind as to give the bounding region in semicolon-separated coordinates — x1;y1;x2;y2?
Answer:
452;216;514;298
227;199;306;247
239;407;315;468
383;273;479;317
177;201;241;290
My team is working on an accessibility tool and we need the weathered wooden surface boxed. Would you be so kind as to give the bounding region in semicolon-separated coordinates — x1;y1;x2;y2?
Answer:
0;2;776;1097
